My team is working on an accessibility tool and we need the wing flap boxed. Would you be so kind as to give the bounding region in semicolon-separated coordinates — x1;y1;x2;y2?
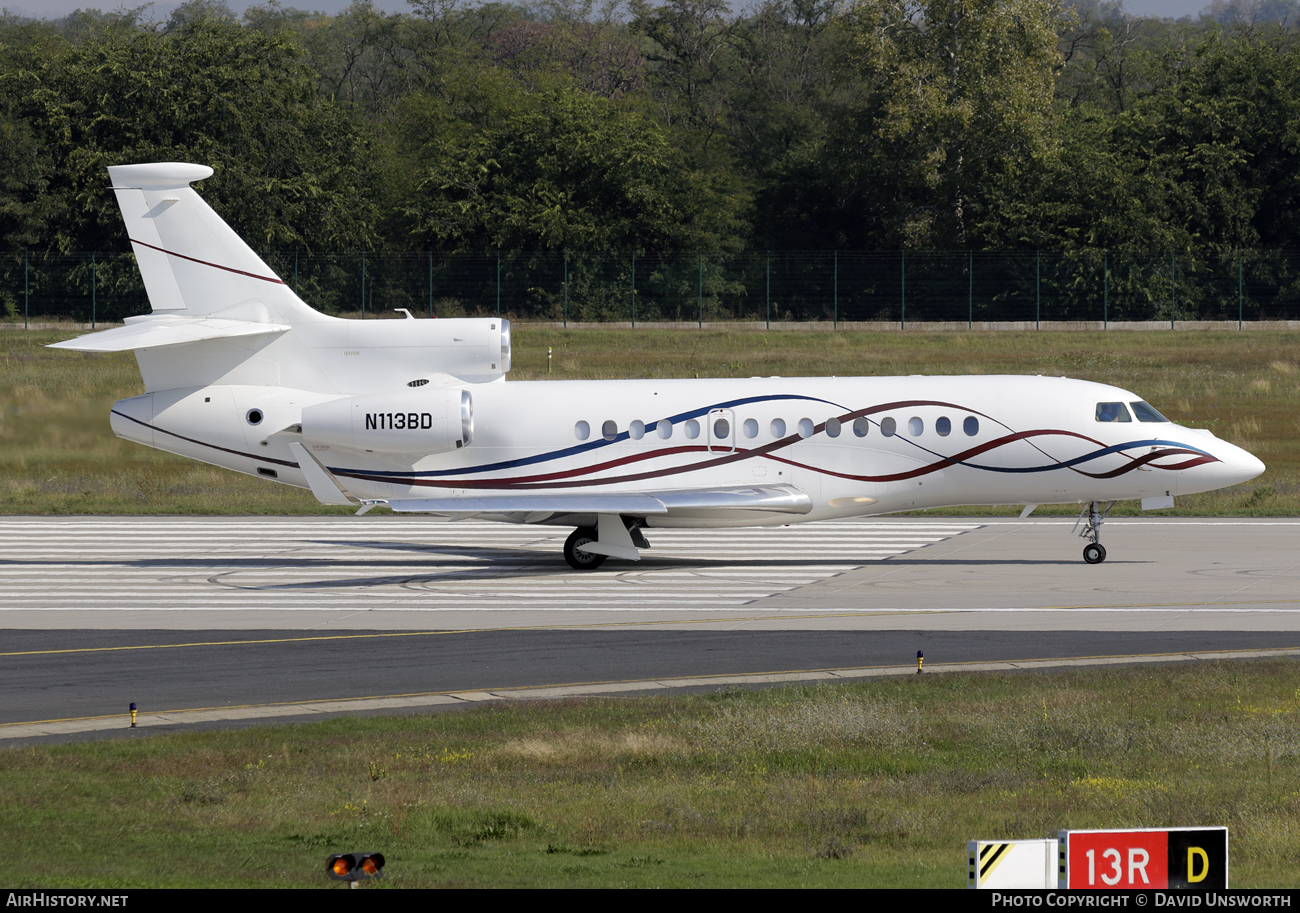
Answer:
652;484;813;514
383;483;813;517
387;493;669;515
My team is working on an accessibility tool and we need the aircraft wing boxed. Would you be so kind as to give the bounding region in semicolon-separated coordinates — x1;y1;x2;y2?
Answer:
290;443;814;518
385;485;814;517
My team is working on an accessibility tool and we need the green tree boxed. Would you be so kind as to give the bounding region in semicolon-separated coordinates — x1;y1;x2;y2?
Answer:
987;29;1300;253
0;111;59;251
397;76;745;253
838;0;1064;247
1054;1;1168;114
0;10;380;253
630;0;737;143
485;0;647;100
723;0;864;248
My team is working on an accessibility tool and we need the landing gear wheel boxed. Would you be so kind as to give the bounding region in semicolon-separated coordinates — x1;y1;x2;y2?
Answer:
1075;500;1114;565
564;526;606;570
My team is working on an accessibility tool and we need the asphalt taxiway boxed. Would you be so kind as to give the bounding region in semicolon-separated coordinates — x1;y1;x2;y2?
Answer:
2;516;1296;739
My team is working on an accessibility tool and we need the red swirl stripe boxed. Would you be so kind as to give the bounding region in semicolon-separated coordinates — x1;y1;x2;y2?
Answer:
129;238;285;284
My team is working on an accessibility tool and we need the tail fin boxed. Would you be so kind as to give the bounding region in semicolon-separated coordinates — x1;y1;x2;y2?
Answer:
108;162;326;324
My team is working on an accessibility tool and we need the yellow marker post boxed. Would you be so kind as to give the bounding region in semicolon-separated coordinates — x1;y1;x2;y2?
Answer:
129;702;137;728
916;650;924;674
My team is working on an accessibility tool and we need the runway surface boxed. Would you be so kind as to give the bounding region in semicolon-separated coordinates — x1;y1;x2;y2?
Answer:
3;516;1298;740
0;516;981;620
2;515;1298;629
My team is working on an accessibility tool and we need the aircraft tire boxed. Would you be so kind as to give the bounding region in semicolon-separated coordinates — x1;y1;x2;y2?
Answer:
1082;543;1106;565
564;526;606;570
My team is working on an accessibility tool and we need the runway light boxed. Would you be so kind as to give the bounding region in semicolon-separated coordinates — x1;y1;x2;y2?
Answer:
327;852;385;887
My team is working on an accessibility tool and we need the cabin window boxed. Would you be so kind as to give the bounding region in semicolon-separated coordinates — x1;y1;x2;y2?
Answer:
908;417;924;436
771;418;786;438
574;420;590;441
1096;402;1132;423
743;418;759;438
629;419;645;440
853;418;870;437
826;417;841;438
936;416;951;436
964;416;979;436
602;420;618;441
798;418;814;438
881;417;897;437
713;417;730;439
1130;401;1170;423
657;420;673;439
685;419;701;439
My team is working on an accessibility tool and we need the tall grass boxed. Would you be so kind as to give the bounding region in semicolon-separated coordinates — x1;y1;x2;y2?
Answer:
3;661;1299;887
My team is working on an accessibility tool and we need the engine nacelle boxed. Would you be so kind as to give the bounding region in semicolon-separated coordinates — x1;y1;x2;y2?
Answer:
302;388;473;455
334;317;512;385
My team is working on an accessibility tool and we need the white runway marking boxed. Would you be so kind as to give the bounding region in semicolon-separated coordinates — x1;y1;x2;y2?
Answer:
0;517;978;612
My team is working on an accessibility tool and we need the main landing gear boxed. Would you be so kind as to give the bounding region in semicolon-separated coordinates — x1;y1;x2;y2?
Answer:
564;527;605;570
563;518;651;571
1074;500;1114;564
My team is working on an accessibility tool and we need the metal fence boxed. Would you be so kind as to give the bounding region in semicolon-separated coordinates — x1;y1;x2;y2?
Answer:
6;250;1300;326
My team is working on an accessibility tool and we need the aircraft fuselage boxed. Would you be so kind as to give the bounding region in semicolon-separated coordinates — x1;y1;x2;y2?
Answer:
109;372;1263;526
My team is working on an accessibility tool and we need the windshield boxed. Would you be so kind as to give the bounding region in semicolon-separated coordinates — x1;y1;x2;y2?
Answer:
1130;401;1171;423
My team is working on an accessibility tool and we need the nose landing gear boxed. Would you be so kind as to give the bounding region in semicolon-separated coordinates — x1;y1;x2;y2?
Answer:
1075;500;1114;564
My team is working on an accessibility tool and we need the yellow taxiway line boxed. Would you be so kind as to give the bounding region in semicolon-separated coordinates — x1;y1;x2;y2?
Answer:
4;645;1298;737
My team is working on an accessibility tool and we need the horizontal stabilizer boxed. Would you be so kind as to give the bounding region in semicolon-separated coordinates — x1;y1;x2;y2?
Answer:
385;484;813;517
48;314;290;352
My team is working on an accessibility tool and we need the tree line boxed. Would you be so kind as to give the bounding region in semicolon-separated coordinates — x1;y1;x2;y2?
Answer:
1;0;1298;262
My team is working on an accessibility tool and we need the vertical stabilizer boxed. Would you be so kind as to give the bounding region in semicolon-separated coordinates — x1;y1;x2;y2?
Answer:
107;163;327;324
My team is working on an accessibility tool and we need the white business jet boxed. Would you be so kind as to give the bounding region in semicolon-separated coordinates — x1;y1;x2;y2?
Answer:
52;163;1265;568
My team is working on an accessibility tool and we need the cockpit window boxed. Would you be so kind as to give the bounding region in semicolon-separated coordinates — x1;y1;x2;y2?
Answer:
1130;401;1170;423
1095;402;1132;423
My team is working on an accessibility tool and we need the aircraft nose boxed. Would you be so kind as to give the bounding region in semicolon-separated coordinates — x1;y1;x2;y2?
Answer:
1174;432;1265;496
1223;443;1265;484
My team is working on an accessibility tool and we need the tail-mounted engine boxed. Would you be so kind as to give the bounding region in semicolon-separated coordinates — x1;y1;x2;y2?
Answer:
302;388;473;455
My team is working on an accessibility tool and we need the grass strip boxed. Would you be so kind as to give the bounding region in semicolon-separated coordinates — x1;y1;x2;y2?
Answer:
3;660;1300;888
